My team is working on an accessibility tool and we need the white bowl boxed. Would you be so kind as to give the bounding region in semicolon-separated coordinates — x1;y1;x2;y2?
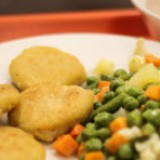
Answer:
131;0;160;40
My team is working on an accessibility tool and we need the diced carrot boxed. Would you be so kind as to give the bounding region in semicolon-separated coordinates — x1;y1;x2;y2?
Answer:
70;124;85;138
96;86;110;102
77;143;85;158
51;134;78;157
105;133;128;154
145;54;160;67
85;151;104;160
145;85;160;100
109;117;128;133
98;80;110;89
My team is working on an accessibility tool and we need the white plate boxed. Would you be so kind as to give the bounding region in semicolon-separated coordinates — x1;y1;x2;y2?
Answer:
0;33;160;160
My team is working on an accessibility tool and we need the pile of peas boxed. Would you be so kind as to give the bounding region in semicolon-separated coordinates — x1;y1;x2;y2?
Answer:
76;69;160;160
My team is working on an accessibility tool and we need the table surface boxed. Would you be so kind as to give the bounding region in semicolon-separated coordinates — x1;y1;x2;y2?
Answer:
0;9;150;43
0;0;133;14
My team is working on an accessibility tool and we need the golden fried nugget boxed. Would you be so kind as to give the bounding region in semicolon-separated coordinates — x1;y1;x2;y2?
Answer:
9;46;86;90
8;82;94;142
0;84;19;116
0;126;45;160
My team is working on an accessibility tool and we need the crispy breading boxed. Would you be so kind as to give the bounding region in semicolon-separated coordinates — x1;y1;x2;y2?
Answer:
0;84;19;116
8;82;94;142
9;46;86;90
0;126;45;160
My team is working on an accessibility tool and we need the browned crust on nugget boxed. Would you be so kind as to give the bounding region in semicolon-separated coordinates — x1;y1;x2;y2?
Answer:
9;46;86;90
0;126;45;160
0;84;19;116
9;82;94;142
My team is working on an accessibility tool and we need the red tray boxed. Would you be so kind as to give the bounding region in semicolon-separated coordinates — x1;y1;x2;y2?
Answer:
0;9;150;42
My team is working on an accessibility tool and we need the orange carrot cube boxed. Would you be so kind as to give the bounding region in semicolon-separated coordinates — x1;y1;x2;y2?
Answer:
52;134;78;157
85;151;104;160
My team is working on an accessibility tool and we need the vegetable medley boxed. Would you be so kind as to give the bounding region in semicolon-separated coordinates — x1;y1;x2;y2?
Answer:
51;39;160;160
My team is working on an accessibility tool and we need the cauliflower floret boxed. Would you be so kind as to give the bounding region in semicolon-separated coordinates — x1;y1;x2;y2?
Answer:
135;134;160;160
129;55;145;73
134;38;147;56
140;149;156;160
113;108;127;118
94;59;114;76
118;126;142;140
128;38;147;73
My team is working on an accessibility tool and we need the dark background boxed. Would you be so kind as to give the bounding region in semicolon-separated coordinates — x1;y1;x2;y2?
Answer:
0;0;134;15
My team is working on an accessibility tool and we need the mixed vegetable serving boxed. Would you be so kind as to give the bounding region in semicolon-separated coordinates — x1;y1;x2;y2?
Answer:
51;39;160;160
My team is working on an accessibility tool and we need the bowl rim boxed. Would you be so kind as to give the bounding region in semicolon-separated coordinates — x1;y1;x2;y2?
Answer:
131;0;160;20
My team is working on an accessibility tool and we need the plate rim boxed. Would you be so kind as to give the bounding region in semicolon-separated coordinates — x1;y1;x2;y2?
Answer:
0;32;157;47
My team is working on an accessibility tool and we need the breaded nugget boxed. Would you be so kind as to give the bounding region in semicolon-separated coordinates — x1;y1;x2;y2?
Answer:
8;82;94;142
9;46;86;90
0;126;45;160
0;84;19;116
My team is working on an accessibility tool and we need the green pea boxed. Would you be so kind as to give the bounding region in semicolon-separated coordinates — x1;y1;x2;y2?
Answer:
107;156;117;160
100;74;115;81
122;95;139;111
110;78;125;91
115;83;130;94
144;100;159;110
76;134;84;144
137;94;147;105
97;128;111;140
85;138;103;151
142;109;152;122
92;88;100;94
82;128;97;140
127;109;143;127
93;101;102;110
114;69;127;76
86;122;97;130
94;112;113;127
126;87;144;97
102;91;116;104
115;85;126;94
85;76;99;89
141;123;156;136
86;76;99;85
117;143;134;159
86;81;99;89
142;109;160;127
113;69;130;80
